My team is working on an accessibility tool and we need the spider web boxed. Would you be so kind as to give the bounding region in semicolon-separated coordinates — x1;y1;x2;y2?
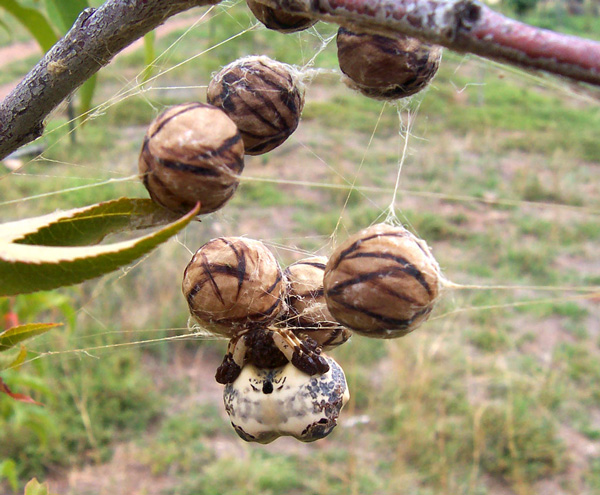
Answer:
1;0;597;365
0;2;600;364
1;1;600;488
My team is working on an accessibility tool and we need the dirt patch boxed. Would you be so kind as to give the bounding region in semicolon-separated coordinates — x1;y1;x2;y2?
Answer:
518;316;577;365
47;442;173;495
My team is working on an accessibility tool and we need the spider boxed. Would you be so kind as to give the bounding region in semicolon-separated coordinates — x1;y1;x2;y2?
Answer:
215;325;335;384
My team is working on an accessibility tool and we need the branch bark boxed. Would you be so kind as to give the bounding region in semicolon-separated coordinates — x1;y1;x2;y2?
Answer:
0;0;217;161
258;0;600;86
0;0;598;161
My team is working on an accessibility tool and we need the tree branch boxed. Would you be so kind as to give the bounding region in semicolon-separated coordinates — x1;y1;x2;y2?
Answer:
0;0;598;161
258;0;600;86
0;0;217;161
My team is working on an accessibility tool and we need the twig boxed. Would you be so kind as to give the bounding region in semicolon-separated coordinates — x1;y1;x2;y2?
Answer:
0;0;598;161
0;0;216;161
257;0;600;86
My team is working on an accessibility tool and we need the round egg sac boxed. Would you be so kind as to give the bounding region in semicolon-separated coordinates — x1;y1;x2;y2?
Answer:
138;102;244;214
283;256;352;349
324;223;441;338
336;27;442;100
182;236;286;337
246;0;317;33
207;56;305;155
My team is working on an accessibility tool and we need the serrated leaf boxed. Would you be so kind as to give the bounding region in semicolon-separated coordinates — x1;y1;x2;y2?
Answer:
0;198;180;246
0;0;58;52
44;0;89;33
0;323;60;352
0;203;199;296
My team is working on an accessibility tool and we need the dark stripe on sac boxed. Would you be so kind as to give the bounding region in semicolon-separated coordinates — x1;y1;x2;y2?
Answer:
251;298;282;319
414;240;433;260
144;163;185;209
185;281;201;306
193;133;243;162
238;90;286;132
338;27;366;39
223;239;246;298
154;127;242;171
329;297;428;329
151;102;206;138
158;157;221;177
322;328;342;346
216;72;244;113
213;299;281;326
371;36;407;57
208;263;249;279
255;62;300;115
201;251;225;305
220;67;286;133
244;128;298;154
295;261;326;270
246;65;298;128
329;231;410;270
326;268;422;305
236;125;290;141
264;271;283;295
342;251;432;295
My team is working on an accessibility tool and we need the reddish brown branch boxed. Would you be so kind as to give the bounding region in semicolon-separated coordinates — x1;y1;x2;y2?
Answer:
0;0;598;161
258;0;600;86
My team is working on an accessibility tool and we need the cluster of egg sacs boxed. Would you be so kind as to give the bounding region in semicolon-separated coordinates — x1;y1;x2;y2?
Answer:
182;236;351;443
137;5;444;443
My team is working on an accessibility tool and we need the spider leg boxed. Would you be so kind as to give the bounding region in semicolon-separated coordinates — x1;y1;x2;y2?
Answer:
271;327;330;376
215;335;249;384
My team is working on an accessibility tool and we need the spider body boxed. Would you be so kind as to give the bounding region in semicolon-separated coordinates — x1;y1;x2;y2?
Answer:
223;356;349;443
215;326;329;384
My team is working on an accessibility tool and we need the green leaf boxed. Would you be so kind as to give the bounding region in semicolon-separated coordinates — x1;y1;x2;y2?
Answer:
0;345;28;371
44;0;89;33
0;198;181;246
0;323;61;352
24;478;50;495
0;459;18;493
78;73;97;124
0;203;200;296
0;0;58;52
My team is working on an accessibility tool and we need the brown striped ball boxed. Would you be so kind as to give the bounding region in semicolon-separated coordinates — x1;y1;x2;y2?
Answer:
182;237;287;337
207;56;305;155
283;256;352;349
139;102;244;215
323;223;441;338
336;27;442;100
246;0;317;33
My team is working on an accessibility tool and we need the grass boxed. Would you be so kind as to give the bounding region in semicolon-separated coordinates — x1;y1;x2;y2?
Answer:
1;2;599;494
